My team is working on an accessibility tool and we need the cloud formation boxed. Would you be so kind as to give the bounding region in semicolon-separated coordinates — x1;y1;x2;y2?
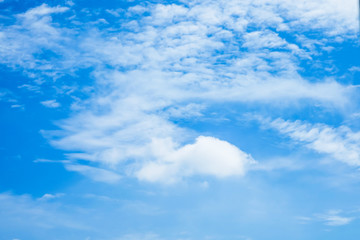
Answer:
65;164;121;183
136;136;255;183
299;209;356;227
259;117;360;166
41;99;60;108
1;0;358;183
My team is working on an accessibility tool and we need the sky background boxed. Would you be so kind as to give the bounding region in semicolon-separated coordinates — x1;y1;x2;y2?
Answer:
0;0;360;239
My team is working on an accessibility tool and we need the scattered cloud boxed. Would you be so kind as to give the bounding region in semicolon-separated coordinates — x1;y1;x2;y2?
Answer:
0;88;18;105
10;104;24;109
18;84;41;92
65;1;75;7
349;66;360;72
37;193;65;201
41;99;60;108
2;0;360;239
298;209;355;227
17;4;69;19
42;0;356;183
320;214;353;226
0;192;88;231
1;0;359;184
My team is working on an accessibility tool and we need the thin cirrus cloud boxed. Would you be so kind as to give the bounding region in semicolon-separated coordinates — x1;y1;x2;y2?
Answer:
0;0;358;184
298;210;355;227
321;215;354;226
0;193;89;232
258;117;360;167
64;164;122;184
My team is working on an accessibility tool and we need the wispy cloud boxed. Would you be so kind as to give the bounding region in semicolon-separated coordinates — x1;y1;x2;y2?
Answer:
37;193;65;201
64;164;121;184
41;99;60;108
258;117;360;167
17;4;69;18
298;209;355;227
320;215;354;226
0;192;89;231
115;233;163;240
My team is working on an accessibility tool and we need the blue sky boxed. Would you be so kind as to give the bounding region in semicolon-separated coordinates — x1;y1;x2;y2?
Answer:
1;0;360;239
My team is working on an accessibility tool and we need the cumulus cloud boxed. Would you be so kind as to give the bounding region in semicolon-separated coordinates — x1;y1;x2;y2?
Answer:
136;136;255;183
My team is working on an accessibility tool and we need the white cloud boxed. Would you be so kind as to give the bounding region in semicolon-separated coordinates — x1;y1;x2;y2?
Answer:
136;136;255;183
65;1;74;7
0;88;17;103
317;210;354;226
37;193;65;201
17;4;69;19
298;209;355;226
64;164;121;183
0;4;73;77
45;0;356;183
18;84;40;92
33;158;71;164
10;104;24;109
0;193;88;231
1;1;358;183
258;117;360;166
115;233;163;240
322;215;353;226
165;103;205;119
41;99;60;108
349;66;360;72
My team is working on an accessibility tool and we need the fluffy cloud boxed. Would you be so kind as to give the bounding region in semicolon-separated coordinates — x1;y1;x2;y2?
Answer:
136;136;255;183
